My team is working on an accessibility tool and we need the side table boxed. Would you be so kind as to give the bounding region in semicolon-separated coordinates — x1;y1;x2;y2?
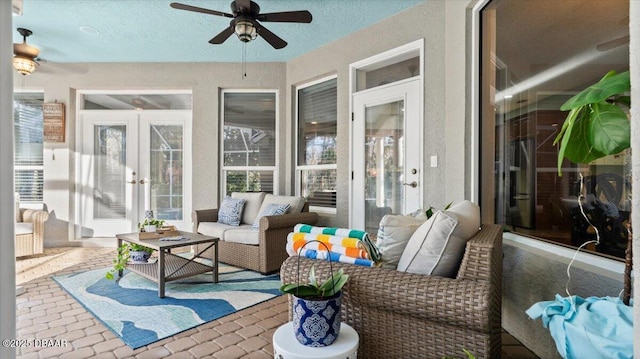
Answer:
273;322;359;359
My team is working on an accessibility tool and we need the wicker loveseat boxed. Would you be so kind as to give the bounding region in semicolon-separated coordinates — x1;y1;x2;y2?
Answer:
193;192;319;274
280;224;502;359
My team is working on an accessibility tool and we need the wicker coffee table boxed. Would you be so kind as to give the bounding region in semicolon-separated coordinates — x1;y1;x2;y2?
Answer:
115;230;219;298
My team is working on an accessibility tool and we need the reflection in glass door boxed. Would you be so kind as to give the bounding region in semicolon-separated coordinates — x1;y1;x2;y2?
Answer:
148;124;184;221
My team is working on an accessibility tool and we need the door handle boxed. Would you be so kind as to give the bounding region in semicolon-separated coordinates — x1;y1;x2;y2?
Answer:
139;179;146;185
403;181;418;188
126;179;137;184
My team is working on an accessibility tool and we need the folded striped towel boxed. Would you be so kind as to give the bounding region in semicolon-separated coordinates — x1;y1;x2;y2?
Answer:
293;224;381;262
286;241;376;267
288;233;370;259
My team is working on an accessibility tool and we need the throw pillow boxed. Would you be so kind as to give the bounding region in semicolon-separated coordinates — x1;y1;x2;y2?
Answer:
376;214;427;269
217;197;247;226
397;200;480;278
252;203;291;229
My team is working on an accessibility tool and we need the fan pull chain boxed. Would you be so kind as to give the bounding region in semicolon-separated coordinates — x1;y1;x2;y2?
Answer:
242;43;247;79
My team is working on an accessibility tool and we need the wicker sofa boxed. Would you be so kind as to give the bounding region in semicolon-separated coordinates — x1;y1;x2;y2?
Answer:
280;223;502;359
15;194;49;257
192;192;319;274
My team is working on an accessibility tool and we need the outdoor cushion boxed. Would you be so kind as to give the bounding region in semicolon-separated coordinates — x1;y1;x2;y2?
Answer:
252;203;290;229
231;192;266;225
197;222;253;239
15;222;33;235
217;197;246;226
224;228;260;245
257;194;305;215
376;214;427;269
397;200;480;277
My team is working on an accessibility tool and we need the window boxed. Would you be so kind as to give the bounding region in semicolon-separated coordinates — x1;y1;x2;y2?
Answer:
480;0;630;259
296;77;338;210
221;91;277;195
14;93;44;203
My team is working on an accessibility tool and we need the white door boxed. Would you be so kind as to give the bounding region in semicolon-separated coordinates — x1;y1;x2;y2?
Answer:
79;110;191;237
352;79;421;233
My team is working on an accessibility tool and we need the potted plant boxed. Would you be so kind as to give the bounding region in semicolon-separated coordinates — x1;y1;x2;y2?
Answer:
139;218;165;233
105;243;154;280
280;264;349;347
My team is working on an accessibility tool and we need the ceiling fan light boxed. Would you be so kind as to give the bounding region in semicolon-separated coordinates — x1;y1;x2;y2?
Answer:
234;19;257;42
13;55;38;75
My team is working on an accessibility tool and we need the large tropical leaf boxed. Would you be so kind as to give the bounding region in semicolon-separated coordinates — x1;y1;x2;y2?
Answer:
563;110;606;164
588;102;630;155
560;70;630;111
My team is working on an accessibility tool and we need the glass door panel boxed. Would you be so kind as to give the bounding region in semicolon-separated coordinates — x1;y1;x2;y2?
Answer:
364;101;405;233
149;124;184;221
93;125;128;220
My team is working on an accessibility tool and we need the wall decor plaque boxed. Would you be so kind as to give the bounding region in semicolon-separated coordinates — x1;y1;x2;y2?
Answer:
43;102;65;142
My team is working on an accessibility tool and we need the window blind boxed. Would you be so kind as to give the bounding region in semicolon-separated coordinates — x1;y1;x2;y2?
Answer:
14;93;44;202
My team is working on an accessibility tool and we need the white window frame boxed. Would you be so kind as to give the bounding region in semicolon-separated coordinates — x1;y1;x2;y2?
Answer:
295;75;338;214
220;89;279;197
13;90;45;206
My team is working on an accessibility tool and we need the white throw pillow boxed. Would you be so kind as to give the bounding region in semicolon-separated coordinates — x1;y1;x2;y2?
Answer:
397;200;480;278
376;214;427;269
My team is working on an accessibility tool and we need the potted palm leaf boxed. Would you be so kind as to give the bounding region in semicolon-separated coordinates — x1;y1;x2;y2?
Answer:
280;263;349;347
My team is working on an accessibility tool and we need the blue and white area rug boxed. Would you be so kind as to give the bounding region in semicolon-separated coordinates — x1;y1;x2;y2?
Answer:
53;265;281;349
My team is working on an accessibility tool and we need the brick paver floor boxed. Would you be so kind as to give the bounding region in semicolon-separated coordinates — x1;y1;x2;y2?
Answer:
14;247;538;358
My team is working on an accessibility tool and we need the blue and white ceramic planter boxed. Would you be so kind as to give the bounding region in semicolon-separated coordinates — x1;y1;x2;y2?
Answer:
129;250;151;263
292;292;342;347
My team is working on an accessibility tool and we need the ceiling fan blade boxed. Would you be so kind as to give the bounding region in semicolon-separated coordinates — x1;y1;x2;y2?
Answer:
235;0;251;13
257;10;312;23
254;22;287;49
170;2;233;18
209;26;235;44
596;35;630;52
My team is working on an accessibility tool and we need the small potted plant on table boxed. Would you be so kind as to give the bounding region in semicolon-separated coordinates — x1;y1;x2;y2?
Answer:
140;218;165;233
280;264;349;347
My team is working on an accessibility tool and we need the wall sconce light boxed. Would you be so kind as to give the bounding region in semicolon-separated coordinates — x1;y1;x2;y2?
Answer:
13;28;39;76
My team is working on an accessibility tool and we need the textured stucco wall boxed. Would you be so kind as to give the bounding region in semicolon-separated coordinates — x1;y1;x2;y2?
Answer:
14;62;286;246
285;0;469;228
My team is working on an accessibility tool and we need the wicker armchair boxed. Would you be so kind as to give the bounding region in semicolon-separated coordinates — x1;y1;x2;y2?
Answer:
193;203;319;274
15;208;49;257
280;224;502;359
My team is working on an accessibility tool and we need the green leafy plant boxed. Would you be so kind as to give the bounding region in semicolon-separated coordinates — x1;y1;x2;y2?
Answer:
139;218;165;230
443;349;476;359
553;70;630;176
280;265;349;300
105;243;153;280
425;201;453;219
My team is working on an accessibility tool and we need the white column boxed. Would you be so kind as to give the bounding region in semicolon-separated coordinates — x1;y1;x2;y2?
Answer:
630;1;640;358
0;1;17;358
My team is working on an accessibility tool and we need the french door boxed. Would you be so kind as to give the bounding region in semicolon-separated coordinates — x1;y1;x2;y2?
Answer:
78;110;191;237
352;79;422;233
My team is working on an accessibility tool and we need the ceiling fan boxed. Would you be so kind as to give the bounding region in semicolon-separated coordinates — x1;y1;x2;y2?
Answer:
170;0;312;49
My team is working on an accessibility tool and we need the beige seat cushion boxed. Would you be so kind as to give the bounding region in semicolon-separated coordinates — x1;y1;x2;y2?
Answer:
397;200;480;278
15;192;21;222
224;228;260;245
15;222;33;235
198;222;253;239
257;194;305;216
231;192;266;225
